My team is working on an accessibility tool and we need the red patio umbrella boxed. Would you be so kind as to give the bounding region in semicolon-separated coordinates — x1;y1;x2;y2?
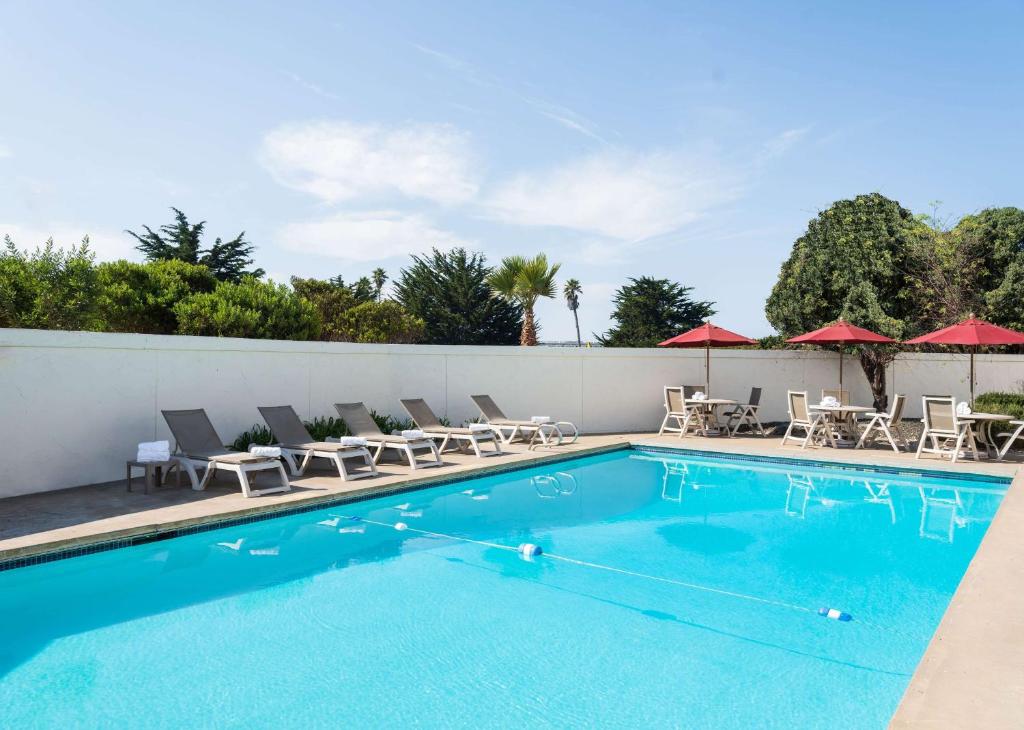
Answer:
658;322;756;396
786;318;895;390
903;316;1024;404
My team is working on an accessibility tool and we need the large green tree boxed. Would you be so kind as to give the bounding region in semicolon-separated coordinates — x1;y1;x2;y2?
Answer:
98;259;216;334
766;193;923;409
127;208;264;282
393;248;523;345
291;276;424;343
598;276;714;347
174;276;320;340
487;254;561;346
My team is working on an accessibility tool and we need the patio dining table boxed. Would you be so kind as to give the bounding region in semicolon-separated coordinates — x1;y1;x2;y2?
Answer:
960;412;1013;459
684;398;738;437
808;404;875;446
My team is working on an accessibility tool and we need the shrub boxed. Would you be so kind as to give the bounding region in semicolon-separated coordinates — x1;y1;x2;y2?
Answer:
228;423;275;451
305;415;351;440
974;392;1024;433
336;301;424;344
174;276;321;340
98;259;216;334
0;236;101;330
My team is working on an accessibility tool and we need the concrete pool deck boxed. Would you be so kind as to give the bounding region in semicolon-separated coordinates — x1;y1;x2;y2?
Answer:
1;432;1021;727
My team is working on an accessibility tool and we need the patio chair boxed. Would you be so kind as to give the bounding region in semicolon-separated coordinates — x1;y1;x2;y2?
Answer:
723;387;766;436
161;409;290;497
334;402;443;470
780;391;835;449
400;398;502;457
855;394;909;452
657;386;700;437
258;405;377;480
470;394;579;446
997;420;1024;460
821;389;849;405
915;395;978;463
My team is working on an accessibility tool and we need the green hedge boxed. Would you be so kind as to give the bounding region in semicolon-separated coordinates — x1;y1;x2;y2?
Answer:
974;392;1024;434
229;411;416;451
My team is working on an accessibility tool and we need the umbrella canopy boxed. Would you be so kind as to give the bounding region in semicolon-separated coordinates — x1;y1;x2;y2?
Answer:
904;316;1024;403
658;322;756;395
785;318;895;390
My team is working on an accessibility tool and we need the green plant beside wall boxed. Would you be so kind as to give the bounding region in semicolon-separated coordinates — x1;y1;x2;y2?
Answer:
974;392;1024;434
174;276;321;340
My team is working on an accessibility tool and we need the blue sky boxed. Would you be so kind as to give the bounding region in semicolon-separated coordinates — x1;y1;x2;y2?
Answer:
2;1;1022;340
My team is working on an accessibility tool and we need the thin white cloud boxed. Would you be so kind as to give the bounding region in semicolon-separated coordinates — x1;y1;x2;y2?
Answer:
484;149;741;241
0;223;138;261
284;71;339;101
276;211;470;262
0;143;10;159
762;126;811;159
259;121;479;205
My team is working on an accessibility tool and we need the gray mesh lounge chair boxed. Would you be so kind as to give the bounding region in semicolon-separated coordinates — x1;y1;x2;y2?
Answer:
400;398;502;458
855;394;909;452
334;402;443;470
780;391;835;449
915;395;978;463
258;405;377;480
470;394;579;446
162;409;290;497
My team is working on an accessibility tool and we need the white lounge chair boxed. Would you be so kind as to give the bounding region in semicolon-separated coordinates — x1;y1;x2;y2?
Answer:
856;394;909;452
915;395;978;463
657;386;699;437
258;405;377;480
780;390;835;449
334;402;443;470
400;398;502;458
470;394;578;446
161;409;291;497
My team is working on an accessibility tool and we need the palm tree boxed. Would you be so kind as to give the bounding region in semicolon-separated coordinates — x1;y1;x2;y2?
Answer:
372;267;388;301
487;254;561;346
563;279;582;346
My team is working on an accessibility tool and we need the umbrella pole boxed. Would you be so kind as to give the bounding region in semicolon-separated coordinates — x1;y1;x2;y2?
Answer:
970;347;976;406
839;347;843;390
705;343;710;396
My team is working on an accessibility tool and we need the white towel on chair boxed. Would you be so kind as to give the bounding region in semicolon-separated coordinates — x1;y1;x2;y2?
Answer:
956;402;972;416
333;436;368;447
401;429;426;439
248;445;282;458
137;440;170;462
691;392;706;401
531;416;552;424
469;423;492;432
820;396;840;408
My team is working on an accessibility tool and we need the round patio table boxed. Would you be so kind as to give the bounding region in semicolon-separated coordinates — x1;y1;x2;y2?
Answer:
808;404;875;446
684;398;738;437
961;412;1013;458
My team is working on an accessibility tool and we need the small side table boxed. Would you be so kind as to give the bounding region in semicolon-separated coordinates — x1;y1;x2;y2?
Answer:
126;459;181;494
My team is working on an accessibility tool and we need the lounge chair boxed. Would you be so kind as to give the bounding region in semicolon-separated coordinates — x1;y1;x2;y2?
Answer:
821;389;849;405
258;405;377;480
855;394;909;452
723;387;766;436
161;409;290;497
334;402;443;470
470;394;579;446
780;390;835;449
400;398;502;458
915;395;978;463
657;386;699;437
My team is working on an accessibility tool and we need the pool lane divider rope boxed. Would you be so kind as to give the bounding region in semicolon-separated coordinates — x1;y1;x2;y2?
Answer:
333;515;854;623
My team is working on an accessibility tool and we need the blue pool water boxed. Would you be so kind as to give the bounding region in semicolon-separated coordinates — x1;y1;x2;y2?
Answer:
0;448;1008;729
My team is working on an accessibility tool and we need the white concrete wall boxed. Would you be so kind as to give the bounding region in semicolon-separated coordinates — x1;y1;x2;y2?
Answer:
2;328;1022;497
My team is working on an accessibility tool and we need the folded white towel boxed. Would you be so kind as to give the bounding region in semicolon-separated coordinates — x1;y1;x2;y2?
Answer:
531;416;552;424
401;429;426;439
248;445;282;458
691;392;707;401
137;440;170;462
336;436;368;447
820;396;840;408
956;402;972;416
469;423;492;432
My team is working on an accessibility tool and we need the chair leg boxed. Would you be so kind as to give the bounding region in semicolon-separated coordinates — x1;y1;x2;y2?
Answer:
372;443;385;464
658;412;670;436
915;429;928;459
199;463;216;490
333;452;351;480
470;436;483;458
879;422;900;452
234;467;253;498
781;421;796;446
856;417;877;449
275;463;291;492
403;445;417;470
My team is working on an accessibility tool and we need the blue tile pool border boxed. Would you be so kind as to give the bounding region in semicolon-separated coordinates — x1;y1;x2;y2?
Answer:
633;444;1013;485
1;442;1011;572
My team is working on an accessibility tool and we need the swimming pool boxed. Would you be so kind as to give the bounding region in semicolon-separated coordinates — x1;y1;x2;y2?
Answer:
0;447;1008;728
